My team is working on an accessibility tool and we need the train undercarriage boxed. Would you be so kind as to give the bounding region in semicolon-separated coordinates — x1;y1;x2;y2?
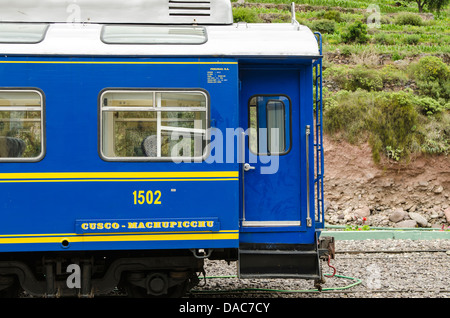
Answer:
0;237;334;298
0;249;211;298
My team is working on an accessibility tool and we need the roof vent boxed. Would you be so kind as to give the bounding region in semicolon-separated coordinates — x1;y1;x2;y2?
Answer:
0;0;232;25
169;0;211;17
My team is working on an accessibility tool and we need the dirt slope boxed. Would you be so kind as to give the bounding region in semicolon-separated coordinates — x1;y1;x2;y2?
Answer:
323;134;450;228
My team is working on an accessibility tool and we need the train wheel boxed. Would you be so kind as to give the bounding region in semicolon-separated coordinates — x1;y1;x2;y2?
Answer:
119;271;193;298
123;280;188;298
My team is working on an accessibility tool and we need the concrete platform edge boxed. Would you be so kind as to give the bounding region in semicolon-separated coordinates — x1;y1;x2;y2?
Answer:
320;230;450;240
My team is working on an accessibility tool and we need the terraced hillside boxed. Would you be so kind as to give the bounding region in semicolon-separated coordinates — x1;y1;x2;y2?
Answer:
233;0;449;160
232;0;450;229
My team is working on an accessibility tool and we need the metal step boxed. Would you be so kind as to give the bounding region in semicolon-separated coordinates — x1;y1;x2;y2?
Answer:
238;244;321;280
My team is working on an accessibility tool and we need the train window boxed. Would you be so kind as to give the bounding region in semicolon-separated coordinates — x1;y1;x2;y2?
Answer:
248;95;291;155
266;100;286;153
0;23;49;44
100;90;209;161
101;25;207;45
0;90;44;161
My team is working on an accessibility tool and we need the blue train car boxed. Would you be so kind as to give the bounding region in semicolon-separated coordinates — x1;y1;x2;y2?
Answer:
0;0;333;297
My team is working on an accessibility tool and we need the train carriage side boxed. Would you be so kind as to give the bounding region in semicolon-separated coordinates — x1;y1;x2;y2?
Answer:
0;2;333;298
0;55;242;297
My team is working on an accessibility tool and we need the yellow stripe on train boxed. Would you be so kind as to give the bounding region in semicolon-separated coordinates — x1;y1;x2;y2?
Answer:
0;171;239;182
0;232;239;244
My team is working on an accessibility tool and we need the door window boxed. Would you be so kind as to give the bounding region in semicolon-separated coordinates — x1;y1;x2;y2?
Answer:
248;95;291;155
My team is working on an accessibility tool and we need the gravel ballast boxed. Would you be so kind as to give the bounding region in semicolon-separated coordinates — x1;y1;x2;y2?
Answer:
190;239;450;298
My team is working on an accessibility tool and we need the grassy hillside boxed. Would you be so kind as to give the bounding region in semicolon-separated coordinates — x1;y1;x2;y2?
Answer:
231;0;450;162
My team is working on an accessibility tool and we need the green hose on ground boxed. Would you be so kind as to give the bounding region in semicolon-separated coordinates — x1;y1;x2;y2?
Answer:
190;273;362;294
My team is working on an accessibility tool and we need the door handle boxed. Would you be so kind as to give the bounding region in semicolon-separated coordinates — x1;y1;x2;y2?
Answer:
243;163;255;172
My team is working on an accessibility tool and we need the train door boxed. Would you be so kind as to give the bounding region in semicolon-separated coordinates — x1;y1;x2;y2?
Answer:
239;67;303;238
238;65;322;279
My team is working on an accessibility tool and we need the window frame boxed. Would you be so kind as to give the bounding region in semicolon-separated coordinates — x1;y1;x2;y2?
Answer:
100;25;208;45
0;88;46;162
98;88;210;162
248;94;292;156
0;23;50;44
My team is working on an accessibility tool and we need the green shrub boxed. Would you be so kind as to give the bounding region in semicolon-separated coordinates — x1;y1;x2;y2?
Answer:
409;56;450;101
321;10;342;22
271;14;291;23
413;96;446;116
380;64;408;85
323;90;370;144
324;65;385;92
366;92;418;162
232;7;261;23
311;19;336;34
392;52;405;61
345;65;383;92
323;65;350;90
380;15;393;25
341;21;369;44
324;91;420;162
417;113;450;155
373;32;394;45
340;46;352;56
386;146;403;161
410;56;449;83
403;34;421;45
418;80;450;101
421;138;450;155
395;13;423;26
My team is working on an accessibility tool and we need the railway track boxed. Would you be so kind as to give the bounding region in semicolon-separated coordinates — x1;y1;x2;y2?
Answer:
15;239;450;299
189;239;450;299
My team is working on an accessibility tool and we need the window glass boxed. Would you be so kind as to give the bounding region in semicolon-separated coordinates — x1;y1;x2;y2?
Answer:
248;104;258;154
0;23;49;43
101;25;207;44
0;90;44;160
248;95;290;155
266;100;286;153
101;90;208;161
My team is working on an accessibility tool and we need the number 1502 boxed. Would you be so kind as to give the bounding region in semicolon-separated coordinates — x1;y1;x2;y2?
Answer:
133;190;162;205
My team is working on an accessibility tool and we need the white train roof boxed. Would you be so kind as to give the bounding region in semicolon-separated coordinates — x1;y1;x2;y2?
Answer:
0;23;320;58
0;0;320;58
